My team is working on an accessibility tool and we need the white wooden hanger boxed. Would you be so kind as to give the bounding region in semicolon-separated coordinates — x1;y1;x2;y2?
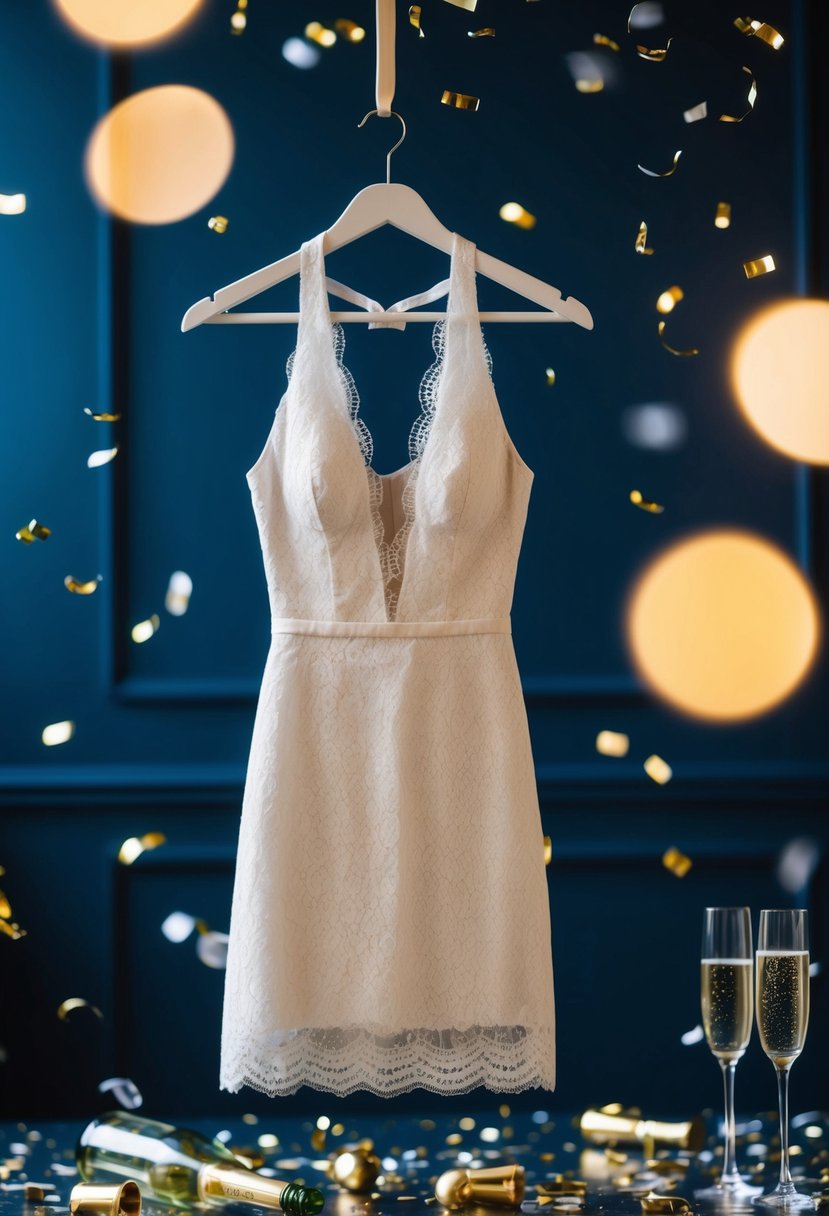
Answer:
181;1;593;333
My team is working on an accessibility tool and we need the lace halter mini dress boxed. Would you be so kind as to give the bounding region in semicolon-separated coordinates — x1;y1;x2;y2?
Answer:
219;231;556;1098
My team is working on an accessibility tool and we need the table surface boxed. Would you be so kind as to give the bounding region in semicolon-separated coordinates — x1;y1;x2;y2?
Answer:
1;1108;827;1216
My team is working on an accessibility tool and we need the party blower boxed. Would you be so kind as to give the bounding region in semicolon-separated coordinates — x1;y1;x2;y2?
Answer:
76;1112;325;1215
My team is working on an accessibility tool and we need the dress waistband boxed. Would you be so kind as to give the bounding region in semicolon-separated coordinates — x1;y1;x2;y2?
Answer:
271;617;511;639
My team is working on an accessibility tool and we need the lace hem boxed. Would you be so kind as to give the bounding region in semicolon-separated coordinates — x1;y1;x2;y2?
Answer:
220;1023;555;1098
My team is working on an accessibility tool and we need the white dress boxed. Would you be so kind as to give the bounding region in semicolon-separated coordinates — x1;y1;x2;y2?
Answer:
219;230;556;1098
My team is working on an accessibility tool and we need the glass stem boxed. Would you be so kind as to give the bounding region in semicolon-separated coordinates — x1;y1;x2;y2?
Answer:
719;1059;740;1183
776;1065;794;1192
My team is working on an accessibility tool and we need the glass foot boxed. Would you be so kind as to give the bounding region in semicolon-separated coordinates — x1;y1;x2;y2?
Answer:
752;1189;815;1210
695;1179;764;1204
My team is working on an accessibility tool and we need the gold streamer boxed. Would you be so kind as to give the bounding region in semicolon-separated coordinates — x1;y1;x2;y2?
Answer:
593;33;620;51
635;37;674;61
84;407;121;421
743;254;776;278
637;149;682;177
443;0;477;9
468;27;495;37
16;519;51;543
441;90;480;110
409;5;424;36
543;836;552;865
635;220;654;254
734;16;784;49
64;575;102;594
719;66;757;122
657;320;699;356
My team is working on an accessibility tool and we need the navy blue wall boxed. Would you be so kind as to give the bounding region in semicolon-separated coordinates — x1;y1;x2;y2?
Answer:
1;0;827;1119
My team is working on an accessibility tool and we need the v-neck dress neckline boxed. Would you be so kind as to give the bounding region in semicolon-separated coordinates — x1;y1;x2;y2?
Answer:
302;230;481;622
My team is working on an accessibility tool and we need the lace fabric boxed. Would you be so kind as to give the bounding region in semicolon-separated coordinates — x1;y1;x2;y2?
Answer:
222;230;555;1098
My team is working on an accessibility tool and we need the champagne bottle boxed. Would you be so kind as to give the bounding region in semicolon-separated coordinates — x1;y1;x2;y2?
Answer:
76;1112;325;1215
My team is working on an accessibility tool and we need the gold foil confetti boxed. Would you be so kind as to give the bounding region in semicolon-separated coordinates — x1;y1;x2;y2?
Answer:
630;490;665;513
640;1195;692;1214
635;37;674;61
743;254;776;278
594;33;620;51
41;720;75;747
446;1133;463;1145
646;1160;690;1175
683;100;707;122
657;320;699;356
499;1104;511;1117
16;519;51;544
575;78;604;94
335;18;366;41
57;998;103;1021
131;614;161;643
662;847;692;877
596;730;630;757
656;286;683;313
537;1180;587;1198
441;90;480;111
208;215;229;233
64;575;102;594
310;1128;326;1152
0;890;10;920
544;836;552;865
468;27;495;37
715;201;732;228
635;221;654;255
545;368;556;386
499;201;536;229
0;194;26;215
0;918;26;940
98;1077;143;1109
84;407;121;421
230;0;247;34
409;6;424;36
87;446;118;467
734;17;784;49
720;67;757;122
645;754;673;784
443;0;477;9
165;570;193;616
638;150;682;177
606;1151;628;1165
305;21;337;47
118;832;167;865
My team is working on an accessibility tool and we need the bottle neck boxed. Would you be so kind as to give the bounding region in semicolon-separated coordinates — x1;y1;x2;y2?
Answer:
198;1164;287;1208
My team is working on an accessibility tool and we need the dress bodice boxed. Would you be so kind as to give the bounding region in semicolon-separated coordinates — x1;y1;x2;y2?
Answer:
245;230;534;627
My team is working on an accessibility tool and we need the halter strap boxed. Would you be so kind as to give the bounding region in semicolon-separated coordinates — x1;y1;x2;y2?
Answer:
323;275;452;330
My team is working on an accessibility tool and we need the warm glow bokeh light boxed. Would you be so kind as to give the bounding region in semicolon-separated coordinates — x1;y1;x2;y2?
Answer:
53;0;203;47
625;529;820;722
731;298;829;465
85;86;234;224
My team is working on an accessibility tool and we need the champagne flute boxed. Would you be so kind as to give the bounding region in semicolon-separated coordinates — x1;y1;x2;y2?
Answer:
754;909;811;1209
696;907;760;1201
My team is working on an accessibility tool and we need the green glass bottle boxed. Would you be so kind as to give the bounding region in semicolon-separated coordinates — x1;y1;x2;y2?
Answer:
76;1112;325;1215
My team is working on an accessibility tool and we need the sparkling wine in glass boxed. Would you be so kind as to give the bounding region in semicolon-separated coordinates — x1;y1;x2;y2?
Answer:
695;907;761;1201
754;909;811;1209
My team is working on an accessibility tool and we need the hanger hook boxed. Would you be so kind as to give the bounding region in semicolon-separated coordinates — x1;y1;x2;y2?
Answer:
357;109;407;185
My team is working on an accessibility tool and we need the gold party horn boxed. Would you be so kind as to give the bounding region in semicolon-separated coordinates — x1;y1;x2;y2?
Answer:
436;1165;525;1210
70;1181;141;1216
579;1110;705;1152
